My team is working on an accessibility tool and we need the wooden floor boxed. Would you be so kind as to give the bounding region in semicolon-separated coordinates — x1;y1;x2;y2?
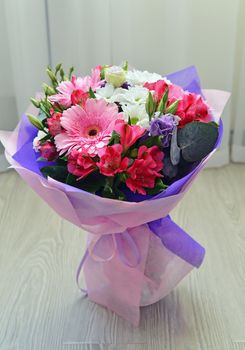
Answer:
0;164;245;350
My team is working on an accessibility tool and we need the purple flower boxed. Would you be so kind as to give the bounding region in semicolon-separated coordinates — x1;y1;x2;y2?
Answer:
149;114;179;148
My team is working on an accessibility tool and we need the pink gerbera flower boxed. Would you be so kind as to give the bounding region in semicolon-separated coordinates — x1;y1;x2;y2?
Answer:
55;99;123;156
49;67;103;107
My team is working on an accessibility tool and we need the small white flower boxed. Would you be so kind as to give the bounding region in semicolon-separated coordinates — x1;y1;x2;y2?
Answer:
115;86;149;105
95;84;115;102
95;85;127;103
122;104;149;128
33;130;47;151
126;69;162;86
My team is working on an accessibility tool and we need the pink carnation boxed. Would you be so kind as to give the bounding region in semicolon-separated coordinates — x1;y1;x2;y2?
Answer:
49;67;103;107
126;145;164;195
47;112;63;136
68;150;97;179
55;99;123;156
97;144;128;176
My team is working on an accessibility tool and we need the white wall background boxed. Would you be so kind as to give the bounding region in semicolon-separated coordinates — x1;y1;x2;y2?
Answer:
0;0;244;169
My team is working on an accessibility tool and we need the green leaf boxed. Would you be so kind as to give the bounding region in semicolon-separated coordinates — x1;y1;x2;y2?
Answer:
39;101;51;117
27;114;44;130
130;117;139;125
146;178;168;195
170;127;180;165
100;65;109;80
66;173;106;194
115;189;127;201
89;87;96;98
102;177;115;198
178;121;219;162
157;89;169;114
108;131;120;146
122;60;128;71
166;99;180;114
39;134;51;143
139;135;163;148
41;166;68;182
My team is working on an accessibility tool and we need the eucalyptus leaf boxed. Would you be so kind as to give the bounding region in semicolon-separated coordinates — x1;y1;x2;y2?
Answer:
170;127;180;165
178;121;219;162
162;157;179;179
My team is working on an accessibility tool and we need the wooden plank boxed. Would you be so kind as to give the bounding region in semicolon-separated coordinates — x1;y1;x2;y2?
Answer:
0;165;244;349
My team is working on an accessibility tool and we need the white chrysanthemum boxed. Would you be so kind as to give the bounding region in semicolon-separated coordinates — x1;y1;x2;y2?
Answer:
114;86;149;105
126;69;162;85
33;130;47;151
122;104;149;128
96;85;129;104
95;84;115;102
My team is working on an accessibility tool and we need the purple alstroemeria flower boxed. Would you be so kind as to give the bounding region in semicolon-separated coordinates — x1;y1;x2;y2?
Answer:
149;113;180;148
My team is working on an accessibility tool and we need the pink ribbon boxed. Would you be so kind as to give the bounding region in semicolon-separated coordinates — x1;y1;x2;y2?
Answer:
76;230;141;293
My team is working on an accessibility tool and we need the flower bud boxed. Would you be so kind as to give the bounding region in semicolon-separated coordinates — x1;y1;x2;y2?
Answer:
30;98;40;108
105;66;126;88
39;141;58;161
42;83;56;95
46;68;58;84
145;92;156;120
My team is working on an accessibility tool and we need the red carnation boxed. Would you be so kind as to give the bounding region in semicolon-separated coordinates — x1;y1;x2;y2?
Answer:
97;144;128;176
126;145;164;195
68;150;97;179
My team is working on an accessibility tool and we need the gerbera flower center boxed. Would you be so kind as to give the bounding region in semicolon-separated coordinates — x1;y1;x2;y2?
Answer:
84;125;101;139
88;129;98;136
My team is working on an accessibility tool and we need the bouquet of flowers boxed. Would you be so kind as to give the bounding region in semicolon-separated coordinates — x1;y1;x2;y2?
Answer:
0;62;229;325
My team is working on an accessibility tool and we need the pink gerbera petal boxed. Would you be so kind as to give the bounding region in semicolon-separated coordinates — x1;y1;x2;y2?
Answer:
55;99;123;156
49;68;104;108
